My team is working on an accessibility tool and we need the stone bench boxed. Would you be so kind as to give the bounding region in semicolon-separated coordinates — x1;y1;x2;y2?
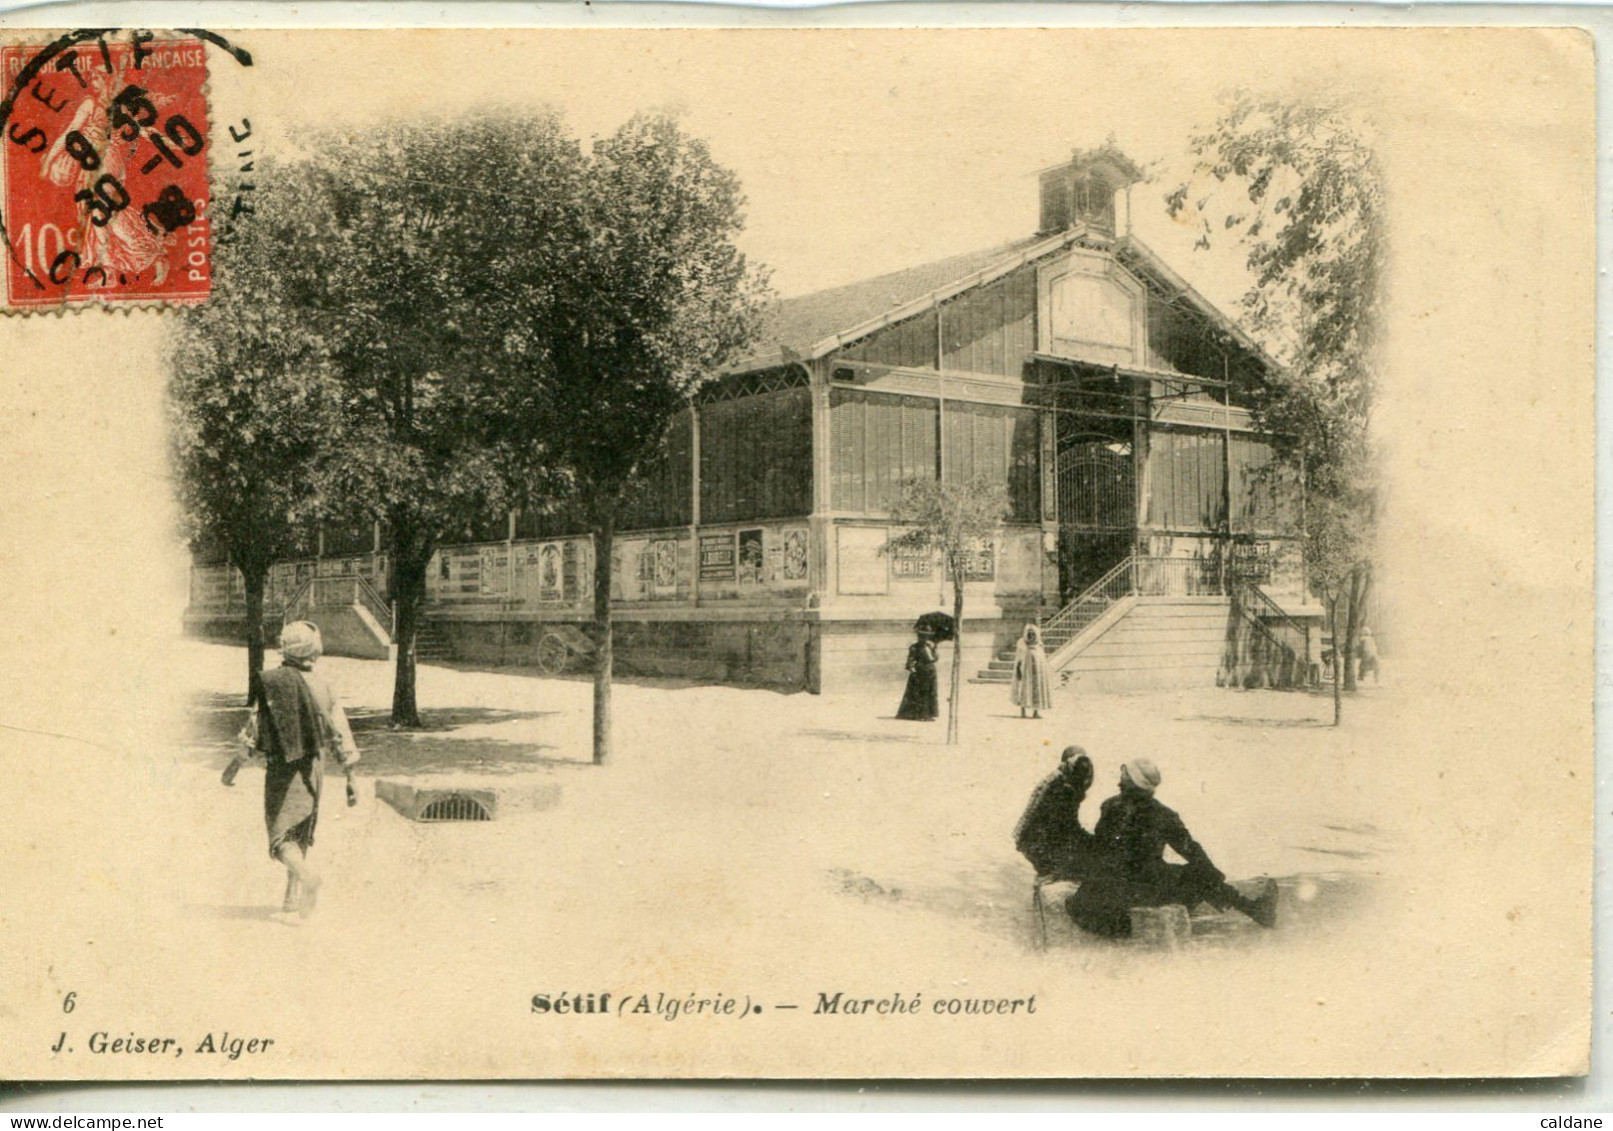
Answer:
1033;878;1195;949
1129;904;1192;949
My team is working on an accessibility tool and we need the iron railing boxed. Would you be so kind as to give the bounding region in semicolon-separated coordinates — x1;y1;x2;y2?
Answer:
354;574;393;633
1043;553;1235;654
1043;555;1138;650
1132;555;1227;598
1240;583;1309;659
280;575;394;639
1224;587;1305;689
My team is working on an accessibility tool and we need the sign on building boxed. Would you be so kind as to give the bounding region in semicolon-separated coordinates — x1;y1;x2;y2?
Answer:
892;539;935;580
699;533;736;582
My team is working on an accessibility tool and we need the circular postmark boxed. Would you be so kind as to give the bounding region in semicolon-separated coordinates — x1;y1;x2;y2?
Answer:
0;28;252;310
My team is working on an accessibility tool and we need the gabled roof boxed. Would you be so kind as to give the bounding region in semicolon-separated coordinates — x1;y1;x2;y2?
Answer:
737;233;1048;369
731;226;1279;377
1113;236;1283;375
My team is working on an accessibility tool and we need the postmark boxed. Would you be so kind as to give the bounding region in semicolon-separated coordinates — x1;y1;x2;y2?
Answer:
0;30;243;310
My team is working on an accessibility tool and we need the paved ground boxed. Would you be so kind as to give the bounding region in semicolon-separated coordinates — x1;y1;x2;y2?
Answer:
175;642;1393;944
1;639;1417;1077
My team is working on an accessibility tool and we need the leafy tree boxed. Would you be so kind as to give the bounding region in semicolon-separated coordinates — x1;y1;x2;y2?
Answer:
288;114;586;727
884;477;1011;745
167;166;335;705
516;113;769;765
1167;93;1385;714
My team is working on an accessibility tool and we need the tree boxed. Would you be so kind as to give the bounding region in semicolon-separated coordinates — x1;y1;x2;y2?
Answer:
1167;93;1385;714
521;113;769;764
167;165;336;705
287;114;587;727
884;477;1011;745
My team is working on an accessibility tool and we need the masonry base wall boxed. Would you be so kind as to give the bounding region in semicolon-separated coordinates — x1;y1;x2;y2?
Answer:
816;618;1032;697
184;608;388;660
187;599;1240;696
433;616;816;690
183;612;283;647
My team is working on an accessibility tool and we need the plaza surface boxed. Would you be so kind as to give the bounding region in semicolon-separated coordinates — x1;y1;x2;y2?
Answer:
4;638;1478;1077
182;642;1391;945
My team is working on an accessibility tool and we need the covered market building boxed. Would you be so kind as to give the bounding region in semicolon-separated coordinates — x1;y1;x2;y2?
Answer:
185;145;1316;693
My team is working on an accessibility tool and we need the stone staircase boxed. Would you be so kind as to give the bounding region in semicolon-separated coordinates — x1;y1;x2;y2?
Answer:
974;620;1081;684
413;620;456;663
973;555;1141;685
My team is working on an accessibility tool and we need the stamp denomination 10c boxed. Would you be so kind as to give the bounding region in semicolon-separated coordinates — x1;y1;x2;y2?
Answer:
2;33;210;310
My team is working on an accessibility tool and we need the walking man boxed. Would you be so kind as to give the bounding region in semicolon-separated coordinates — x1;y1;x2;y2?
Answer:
222;621;360;917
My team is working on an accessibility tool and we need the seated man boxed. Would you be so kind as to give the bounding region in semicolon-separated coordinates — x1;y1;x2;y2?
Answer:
1066;758;1279;937
1013;746;1098;881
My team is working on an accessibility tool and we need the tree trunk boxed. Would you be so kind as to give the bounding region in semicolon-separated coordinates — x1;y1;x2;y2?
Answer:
241;562;269;707
391;548;429;728
591;513;615;765
947;563;964;746
1342;562;1369;693
1329;595;1342;726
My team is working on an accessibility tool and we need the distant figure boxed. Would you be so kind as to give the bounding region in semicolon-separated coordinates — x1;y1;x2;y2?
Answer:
896;627;940;721
222;622;360;917
1011;624;1053;719
1356;626;1381;685
1306;624;1324;687
1065;758;1278;937
1014;746;1097;881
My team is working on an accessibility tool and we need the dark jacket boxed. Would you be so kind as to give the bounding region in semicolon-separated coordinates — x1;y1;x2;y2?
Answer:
1092;790;1224;888
1014;772;1089;875
255;665;328;765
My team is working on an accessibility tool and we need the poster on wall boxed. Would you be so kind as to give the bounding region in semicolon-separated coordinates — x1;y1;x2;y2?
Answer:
782;527;809;582
539;543;563;602
453;549;482;594
561;541;578;602
738;529;764;585
699;532;736;582
653;539;679;594
481;546;510;597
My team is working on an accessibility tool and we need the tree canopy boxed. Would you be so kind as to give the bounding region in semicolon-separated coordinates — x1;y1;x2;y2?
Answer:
485;112;770;763
169;109;768;735
166;163;340;701
1168;91;1386;705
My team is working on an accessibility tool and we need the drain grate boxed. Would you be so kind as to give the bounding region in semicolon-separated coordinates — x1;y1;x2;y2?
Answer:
418;795;492;822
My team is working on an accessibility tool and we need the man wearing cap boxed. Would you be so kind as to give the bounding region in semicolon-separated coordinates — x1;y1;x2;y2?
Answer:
1013;746;1099;881
222;621;360;917
1065;757;1279;936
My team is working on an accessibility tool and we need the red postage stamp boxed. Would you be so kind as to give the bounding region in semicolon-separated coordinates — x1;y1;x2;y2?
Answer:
2;33;210;310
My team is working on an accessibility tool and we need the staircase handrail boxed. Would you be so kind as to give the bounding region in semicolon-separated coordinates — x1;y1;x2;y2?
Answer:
1241;582;1309;644
1044;555;1136;638
1236;599;1292;655
1229;591;1303;689
283;578;313;623
354;574;393;637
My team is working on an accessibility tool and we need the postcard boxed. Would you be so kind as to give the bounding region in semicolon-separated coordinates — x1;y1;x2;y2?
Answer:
0;24;1592;1079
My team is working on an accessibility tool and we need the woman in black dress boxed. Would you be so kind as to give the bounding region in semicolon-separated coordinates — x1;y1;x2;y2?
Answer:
896;628;940;721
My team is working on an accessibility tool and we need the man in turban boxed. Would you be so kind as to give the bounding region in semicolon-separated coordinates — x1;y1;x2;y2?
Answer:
1065;757;1279;937
223;621;360;916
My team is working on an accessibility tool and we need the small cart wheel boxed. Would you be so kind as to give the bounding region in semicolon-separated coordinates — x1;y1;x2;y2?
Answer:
536;632;570;675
